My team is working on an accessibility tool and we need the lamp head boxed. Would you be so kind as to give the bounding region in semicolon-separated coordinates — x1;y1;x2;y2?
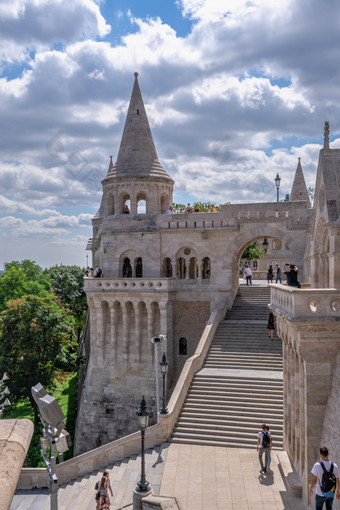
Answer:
160;353;168;374
38;394;65;432
31;383;48;406
275;172;281;187
1;372;10;383
136;396;150;430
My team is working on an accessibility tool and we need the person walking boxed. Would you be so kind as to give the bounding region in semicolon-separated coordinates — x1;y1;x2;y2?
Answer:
244;266;252;285
256;423;272;473
275;263;282;284
310;446;340;510
96;476;111;509
267;311;275;340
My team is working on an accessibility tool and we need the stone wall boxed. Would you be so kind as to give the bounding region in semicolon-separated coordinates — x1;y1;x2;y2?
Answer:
173;300;211;379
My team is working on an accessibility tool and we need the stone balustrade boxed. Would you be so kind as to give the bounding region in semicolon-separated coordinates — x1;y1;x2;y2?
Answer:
270;284;340;320
84;277;177;293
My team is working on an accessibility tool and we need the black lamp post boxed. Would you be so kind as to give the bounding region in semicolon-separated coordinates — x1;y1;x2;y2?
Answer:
159;353;168;415
262;238;269;253
135;396;150;493
275;172;281;202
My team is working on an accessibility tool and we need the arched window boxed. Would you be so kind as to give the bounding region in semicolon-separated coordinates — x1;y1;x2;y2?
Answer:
202;257;211;279
107;193;114;216
137;200;146;214
163;257;172;277
135;257;143;278
137;191;147;214
179;337;187;355
189;257;197;279
122;257;132;278
120;192;130;214
177;258;186;279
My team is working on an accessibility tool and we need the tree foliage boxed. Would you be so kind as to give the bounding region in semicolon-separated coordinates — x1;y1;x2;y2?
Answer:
241;241;265;262
0;294;72;425
44;265;87;342
172;201;223;213
0;260;51;312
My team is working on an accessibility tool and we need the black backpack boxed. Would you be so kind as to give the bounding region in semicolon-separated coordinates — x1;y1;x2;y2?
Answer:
262;431;270;448
320;462;336;494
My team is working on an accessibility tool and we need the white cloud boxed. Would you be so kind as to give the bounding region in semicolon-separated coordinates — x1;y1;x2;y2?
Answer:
0;0;339;267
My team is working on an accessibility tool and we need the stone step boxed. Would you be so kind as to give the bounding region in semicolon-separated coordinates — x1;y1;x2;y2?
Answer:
190;383;283;394
179;410;284;424
176;418;283;433
204;362;283;371
183;401;284;414
188;389;283;400
171;432;283;449
170;436;283;450
172;426;283;443
194;376;283;386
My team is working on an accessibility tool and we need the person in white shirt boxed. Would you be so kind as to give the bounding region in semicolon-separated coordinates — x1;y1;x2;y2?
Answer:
310;446;340;510
256;423;272;473
244;266;252;285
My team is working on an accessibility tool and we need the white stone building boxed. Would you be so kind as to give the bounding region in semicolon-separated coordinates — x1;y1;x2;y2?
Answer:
75;73;312;455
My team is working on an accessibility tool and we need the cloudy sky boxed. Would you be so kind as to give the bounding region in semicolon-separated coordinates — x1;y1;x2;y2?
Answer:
1;0;340;269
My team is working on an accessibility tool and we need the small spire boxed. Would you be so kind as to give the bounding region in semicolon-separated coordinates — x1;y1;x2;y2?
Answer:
134;71;138;78
290;158;310;206
324;121;330;149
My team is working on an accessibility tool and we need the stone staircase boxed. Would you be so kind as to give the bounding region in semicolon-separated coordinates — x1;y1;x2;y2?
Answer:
171;285;283;449
11;444;169;510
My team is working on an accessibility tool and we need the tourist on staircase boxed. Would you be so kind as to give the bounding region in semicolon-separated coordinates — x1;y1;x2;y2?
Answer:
256;423;272;474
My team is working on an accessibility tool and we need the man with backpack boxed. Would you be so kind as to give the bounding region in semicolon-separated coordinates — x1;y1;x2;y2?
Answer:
310;446;340;509
256;423;272;473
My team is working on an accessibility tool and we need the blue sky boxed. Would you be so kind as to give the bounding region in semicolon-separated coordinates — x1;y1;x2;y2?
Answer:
1;0;340;268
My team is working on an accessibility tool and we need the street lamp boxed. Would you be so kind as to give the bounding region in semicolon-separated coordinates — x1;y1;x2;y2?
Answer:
275;172;281;202
135;396;150;494
32;383;71;510
159;353;168;415
0;372;11;415
262;238;269;254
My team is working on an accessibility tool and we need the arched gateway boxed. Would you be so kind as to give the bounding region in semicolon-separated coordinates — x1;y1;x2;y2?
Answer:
75;73;311;455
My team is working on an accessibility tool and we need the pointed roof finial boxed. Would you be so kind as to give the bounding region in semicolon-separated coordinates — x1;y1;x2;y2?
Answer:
105;72;171;181
324;121;330;149
290;157;310;206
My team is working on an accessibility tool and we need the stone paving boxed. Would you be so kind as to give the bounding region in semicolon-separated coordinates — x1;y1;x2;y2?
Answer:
160;444;307;510
11;443;307;510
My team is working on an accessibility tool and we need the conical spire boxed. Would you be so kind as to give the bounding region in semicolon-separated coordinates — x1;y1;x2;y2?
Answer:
290;158;310;205
106;72;170;180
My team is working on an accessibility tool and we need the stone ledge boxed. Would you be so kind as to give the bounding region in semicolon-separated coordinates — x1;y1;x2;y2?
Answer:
0;419;34;510
276;450;302;497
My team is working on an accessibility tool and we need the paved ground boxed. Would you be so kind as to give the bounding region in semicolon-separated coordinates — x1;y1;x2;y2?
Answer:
160;444;307;510
11;444;307;510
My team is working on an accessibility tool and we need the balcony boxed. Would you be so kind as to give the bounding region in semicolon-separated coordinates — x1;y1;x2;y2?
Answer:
84;277;177;293
270;284;340;321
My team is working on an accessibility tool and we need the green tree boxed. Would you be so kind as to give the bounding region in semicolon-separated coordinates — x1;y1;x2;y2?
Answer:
44;265;87;342
0;260;51;312
0;294;72;425
241;241;264;263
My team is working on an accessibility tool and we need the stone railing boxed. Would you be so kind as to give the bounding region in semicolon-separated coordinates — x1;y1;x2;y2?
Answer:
270;284;340;320
84;277;177;293
17;299;228;489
